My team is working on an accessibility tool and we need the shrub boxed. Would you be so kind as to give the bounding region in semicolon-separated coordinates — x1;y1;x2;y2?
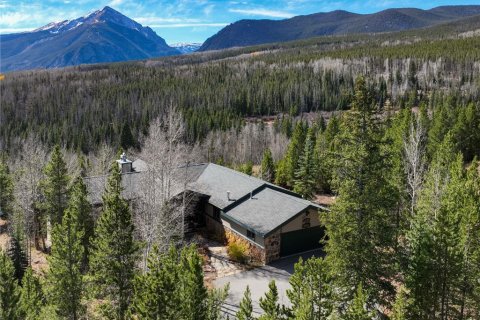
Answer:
227;241;248;264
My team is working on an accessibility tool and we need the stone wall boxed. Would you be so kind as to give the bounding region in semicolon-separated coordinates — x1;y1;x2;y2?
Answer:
205;212;284;265
264;230;281;264
225;228;265;264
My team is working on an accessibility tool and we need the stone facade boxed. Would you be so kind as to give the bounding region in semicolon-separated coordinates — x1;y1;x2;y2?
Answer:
225;228;265;264
264;230;281;264
203;204;323;265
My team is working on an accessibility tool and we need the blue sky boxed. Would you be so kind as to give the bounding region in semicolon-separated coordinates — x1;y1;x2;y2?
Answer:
0;0;476;43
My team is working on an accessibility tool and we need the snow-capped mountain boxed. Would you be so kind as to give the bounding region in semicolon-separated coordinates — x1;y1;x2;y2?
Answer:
1;6;180;72
34;6;156;39
170;42;203;54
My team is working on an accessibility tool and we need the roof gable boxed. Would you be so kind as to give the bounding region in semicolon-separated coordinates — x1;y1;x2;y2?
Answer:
189;163;266;209
223;186;324;236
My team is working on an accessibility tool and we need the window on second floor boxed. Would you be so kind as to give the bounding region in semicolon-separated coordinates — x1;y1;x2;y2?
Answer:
247;230;255;241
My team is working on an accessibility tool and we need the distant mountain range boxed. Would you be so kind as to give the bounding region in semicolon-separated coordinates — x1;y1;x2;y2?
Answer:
199;5;480;51
0;6;179;72
2;5;480;72
170;43;202;54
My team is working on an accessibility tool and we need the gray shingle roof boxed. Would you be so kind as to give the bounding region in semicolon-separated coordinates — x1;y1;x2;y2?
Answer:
83;172;143;205
189;163;265;209
224;187;322;236
84;161;327;235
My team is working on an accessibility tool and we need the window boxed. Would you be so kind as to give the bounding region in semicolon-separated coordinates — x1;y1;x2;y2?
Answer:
302;217;311;229
247;230;255;240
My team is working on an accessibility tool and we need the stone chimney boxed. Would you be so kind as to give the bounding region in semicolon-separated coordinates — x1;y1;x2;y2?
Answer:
117;152;133;173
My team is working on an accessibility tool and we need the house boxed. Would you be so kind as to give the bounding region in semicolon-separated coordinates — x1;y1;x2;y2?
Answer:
85;153;328;264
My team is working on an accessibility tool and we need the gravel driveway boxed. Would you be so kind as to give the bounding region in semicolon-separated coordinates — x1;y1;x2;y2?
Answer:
214;249;323;317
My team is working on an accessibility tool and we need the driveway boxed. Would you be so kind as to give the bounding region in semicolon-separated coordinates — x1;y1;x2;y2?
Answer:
214;249;323;317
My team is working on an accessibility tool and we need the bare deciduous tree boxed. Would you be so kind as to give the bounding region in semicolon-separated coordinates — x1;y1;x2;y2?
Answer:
89;143;116;176
135;106;198;271
199;122;289;167
403;114;426;219
12;137;48;259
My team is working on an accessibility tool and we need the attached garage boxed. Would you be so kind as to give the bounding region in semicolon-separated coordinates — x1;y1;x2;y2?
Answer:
280;226;324;257
224;186;328;264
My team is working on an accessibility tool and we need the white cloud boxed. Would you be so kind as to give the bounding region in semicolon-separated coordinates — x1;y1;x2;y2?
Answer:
109;0;124;6
135;17;200;24
0;3;83;30
203;4;214;16
0;27;33;34
0;12;41;26
229;8;295;18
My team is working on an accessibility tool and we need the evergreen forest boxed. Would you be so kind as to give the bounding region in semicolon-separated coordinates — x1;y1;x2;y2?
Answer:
1;15;480;320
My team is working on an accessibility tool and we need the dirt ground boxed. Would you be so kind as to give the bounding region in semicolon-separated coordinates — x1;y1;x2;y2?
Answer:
313;194;336;207
0;218;49;274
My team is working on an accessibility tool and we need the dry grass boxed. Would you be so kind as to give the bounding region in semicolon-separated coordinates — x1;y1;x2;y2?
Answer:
313;194;336;206
0;217;49;275
0;218;9;251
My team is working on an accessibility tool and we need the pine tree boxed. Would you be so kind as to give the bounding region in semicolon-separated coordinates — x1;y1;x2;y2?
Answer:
458;159;480;318
293;127;317;199
120;123;136;151
427;103;455;159
131;245;181;319
237;286;255;320
238;161;253;176
275;121;307;187
0;250;20;320
291;289;313;320
7;233;28;282
18;267;45;320
344;283;374;320
41;145;70;226
47;180;86;320
131;246;228;320
0;157;14;218
405;134;465;318
391;287;410;320
259;280;284;320
314;114;340;193
322;77;397;305
179;245;209;320
206;284;229;320
261;149;275;183
131;244;227;320
69;177;93;272
274;158;289;187
287;257;333;319
89;162;138;320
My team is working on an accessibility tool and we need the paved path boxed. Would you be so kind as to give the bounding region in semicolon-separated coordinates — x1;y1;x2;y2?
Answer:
214;249;323;317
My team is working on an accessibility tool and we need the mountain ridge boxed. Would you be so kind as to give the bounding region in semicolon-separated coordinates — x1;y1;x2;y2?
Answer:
199;5;480;51
0;6;179;72
170;42;203;54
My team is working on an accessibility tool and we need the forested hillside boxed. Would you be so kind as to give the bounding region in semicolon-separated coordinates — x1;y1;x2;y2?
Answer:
1;16;480;154
1;75;479;318
2;14;480;318
199;5;480;51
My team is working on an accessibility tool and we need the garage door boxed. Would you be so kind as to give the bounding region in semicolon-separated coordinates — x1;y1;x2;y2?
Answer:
280;226;324;257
